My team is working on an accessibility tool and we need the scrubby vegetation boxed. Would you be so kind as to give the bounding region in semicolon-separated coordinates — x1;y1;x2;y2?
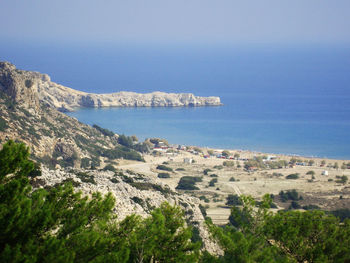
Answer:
93;124;115;137
279;189;303;202
2;141;350;262
156;164;173;172
176;176;202;190
158;172;171;178
286;173;300;179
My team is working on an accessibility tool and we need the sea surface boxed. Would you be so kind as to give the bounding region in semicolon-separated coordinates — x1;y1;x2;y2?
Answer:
1;42;350;159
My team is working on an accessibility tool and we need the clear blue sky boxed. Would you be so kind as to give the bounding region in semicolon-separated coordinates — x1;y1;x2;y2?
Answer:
1;0;350;46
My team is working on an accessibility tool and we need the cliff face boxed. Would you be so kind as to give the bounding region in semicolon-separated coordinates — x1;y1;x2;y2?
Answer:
0;62;42;113
0;61;221;112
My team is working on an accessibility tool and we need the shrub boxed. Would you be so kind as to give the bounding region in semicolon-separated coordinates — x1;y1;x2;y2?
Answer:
209;178;218;187
210;174;218;177
93;124;115;137
331;208;350;222
176;168;185;171
76;172;96;185
158;172;171;178
226;194;242;206
103;164;116;172
286;173;300;179
0;117;8;132
336;175;348;184
199;204;207;217
302;204;320;210
176;176;201;190
203;168;212;175
131;196;145;207
223;161;235;167
156;164;173;172
288;201;301;210
229;177;236;182
279;190;302;202
306;170;315;176
199;196;210;203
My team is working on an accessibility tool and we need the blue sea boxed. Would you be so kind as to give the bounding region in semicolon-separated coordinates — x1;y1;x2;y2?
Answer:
1;42;350;159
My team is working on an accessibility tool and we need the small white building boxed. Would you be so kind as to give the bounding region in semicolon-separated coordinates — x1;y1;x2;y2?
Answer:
322;170;329;176
184;158;193;164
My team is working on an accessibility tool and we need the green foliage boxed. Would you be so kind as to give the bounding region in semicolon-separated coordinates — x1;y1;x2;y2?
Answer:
156;164;173;172
101;145;144;161
176;176;202;190
223;161;235;167
117;134;134;148
102;164;116;172
0;117;8;131
288;201;301;210
125;203;200;263
209;173;218;177
229;177;236;182
203;168;212;175
226;194;242;206
336;175;348;184
207;194;350;262
0;141;201;262
221;150;230;157
75;171;96;185
0;140;34;182
264;210;350;262
176;167;185;171
279;189;302;202
286;173;299;179
158;172;171;178
208;178;218;187
199;195;210;203
199;204;207;217
302;204;320;210
306;170;315;175
92;124;115;137
331;208;350;222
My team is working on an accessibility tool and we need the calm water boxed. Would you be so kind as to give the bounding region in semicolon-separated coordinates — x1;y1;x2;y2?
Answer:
1;43;350;159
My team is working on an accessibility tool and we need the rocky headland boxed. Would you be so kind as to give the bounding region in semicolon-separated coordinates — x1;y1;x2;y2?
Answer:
0;61;222;112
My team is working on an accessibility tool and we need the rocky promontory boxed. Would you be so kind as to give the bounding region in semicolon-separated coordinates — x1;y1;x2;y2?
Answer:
0;61;222;112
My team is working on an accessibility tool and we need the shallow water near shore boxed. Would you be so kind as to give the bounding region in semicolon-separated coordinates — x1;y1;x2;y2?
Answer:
1;43;350;159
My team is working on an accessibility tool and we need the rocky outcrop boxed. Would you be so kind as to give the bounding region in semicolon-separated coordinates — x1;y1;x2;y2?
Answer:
0;62;41;113
37;167;221;255
0;61;222;112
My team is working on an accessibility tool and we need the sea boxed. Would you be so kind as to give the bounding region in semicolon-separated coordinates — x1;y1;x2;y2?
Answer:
1;42;350;159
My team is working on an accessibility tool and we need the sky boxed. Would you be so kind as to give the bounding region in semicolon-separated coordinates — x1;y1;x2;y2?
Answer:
1;0;350;46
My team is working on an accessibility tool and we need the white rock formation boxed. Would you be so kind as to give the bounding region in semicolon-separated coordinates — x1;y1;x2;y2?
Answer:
0;61;222;112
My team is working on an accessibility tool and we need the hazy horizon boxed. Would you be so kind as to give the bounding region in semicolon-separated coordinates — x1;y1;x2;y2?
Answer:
1;1;350;46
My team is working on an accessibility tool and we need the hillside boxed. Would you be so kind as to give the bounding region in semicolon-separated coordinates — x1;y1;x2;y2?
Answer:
0;62;145;169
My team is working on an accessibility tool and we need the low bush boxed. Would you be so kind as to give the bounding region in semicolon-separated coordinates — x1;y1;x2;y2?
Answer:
209;178;218;187
176;176;202;190
226;194;242;206
158;172;171;178
286;173;300;179
279;189;303;202
156;164;173;172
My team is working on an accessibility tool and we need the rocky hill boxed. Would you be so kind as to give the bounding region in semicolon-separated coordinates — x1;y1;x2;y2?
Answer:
0;62;147;169
35;166;220;254
0;61;221;254
0;61;221;112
